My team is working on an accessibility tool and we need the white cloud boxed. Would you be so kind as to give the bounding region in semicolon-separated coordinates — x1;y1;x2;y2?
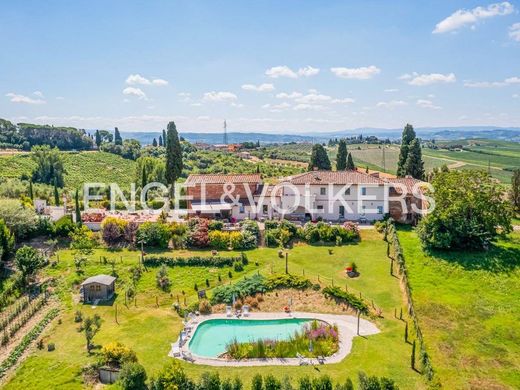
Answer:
151;78;169;86
331;98;355;104
262;102;291;112
408;72;456;86
513;94;519;98
6;92;46;105
384;88;399;92
33;91;44;98
510;23;520;41
202;91;237;102
276;92;303;99
463;76;520;87
376;100;407;108
433;2;514;34
265;66;298;78
297;66;320;77
125;73;168;86
122;87;147;99
416;99;441;109
330;66;381;79
293;103;327;111
231;102;244;108
241;83;275;92
295;93;332;104
398;74;412;80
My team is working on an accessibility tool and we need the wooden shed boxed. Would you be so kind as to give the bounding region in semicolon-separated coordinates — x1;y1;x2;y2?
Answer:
80;275;116;303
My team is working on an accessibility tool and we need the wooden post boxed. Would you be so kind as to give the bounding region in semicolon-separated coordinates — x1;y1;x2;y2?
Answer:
177;295;180;305
115;304;118;324
331;277;334;287
285;252;288;274
394;308;397;318
345;283;348;292
390;258;394;276
400;307;403;320
156;296;159;308
134;297;137;307
120;255;123;263
125;291;127;306
357;311;360;335
318;274;320;282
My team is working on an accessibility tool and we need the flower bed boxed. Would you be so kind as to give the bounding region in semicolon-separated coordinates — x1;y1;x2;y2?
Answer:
224;320;339;359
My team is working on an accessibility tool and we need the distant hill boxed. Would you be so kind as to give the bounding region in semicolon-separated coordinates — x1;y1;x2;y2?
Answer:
122;127;520;145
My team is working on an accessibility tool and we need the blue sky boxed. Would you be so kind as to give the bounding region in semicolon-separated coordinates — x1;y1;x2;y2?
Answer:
1;1;519;133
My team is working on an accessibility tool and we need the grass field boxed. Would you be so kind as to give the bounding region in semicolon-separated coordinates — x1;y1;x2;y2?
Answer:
4;230;426;389
398;227;520;389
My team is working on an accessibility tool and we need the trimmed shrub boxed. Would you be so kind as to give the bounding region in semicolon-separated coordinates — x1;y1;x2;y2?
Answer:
143;255;241;268
265;274;312;290
136;221;171;248
322;286;369;315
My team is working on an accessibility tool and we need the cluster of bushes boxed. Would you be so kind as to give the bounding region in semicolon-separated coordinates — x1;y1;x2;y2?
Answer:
143;254;246;268
187;218;259;250
146;361;399;390
0;307;59;379
322;286;369;315
301;222;359;245
265;220;299;247
264;274;312;290
211;273;313;305
211;274;267;305
100;218;187;248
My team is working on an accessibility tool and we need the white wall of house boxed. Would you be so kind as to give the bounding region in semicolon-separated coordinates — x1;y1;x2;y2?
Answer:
280;184;387;221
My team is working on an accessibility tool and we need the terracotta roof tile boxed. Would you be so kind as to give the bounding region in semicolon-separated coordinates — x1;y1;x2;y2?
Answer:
185;174;262;185
283;170;385;185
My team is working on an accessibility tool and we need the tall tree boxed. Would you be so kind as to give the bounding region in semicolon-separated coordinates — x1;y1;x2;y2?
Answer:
31;145;65;187
152;138;158;147
397;124;416;177
53;178;60;206
28;180;33;200
403;138;425;180
165;121;183;197
15;246;44;286
75;188;82;226
308;144;331;171
94;130;102;148
346;153;356;170
511;169;520;213
114;127;123;145
336;139;347;170
417;170;513;250
162;129;167;147
158;135;163;147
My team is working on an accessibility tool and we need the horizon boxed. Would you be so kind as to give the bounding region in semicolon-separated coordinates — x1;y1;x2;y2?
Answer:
1;1;520;133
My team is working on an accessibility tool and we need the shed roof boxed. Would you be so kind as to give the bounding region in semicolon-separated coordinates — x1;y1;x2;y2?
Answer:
81;274;116;286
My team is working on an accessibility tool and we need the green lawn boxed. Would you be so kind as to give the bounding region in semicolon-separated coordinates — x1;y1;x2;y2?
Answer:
4;230;426;389
398;227;520;389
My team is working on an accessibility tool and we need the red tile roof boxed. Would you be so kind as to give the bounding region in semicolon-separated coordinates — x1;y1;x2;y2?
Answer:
283;170;385;185
185;173;262;185
384;177;425;194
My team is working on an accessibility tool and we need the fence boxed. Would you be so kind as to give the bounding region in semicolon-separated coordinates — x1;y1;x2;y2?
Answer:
386;222;434;380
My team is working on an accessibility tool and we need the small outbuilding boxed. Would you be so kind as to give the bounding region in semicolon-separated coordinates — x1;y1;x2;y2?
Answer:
80;274;116;303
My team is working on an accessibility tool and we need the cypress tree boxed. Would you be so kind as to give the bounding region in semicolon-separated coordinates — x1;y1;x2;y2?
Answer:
53;178;60;206
397;124;416;177
95;130;102;148
404;322;408;342
404;138;425;180
28;180;34;200
75;189;82;225
346;153;356;170
152;138;158;147
141;165;147;189
510;169;520;212
336;139;347;170
165;121;183;197
114;127;123;145
162;129;167;147
158;135;163;147
308;144;331;171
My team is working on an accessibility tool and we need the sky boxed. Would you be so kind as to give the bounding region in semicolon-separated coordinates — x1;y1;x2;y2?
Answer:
1;0;520;133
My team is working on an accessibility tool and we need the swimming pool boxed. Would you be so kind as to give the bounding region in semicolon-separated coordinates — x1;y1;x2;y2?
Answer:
188;318;312;358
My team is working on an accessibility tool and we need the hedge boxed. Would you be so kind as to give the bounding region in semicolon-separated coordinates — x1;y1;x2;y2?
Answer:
143;255;245;268
322;286;369;315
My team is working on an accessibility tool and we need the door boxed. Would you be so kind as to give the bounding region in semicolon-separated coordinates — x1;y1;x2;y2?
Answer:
339;205;345;218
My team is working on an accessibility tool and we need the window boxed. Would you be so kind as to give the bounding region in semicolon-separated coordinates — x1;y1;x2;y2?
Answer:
361;205;366;215
239;205;245;213
377;206;383;214
339;205;345;217
361;187;367;196
317;205;324;210
320;187;326;195
345;188;351;195
262;204;268;214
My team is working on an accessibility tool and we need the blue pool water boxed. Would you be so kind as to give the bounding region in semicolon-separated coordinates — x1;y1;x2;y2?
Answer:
188;318;311;358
